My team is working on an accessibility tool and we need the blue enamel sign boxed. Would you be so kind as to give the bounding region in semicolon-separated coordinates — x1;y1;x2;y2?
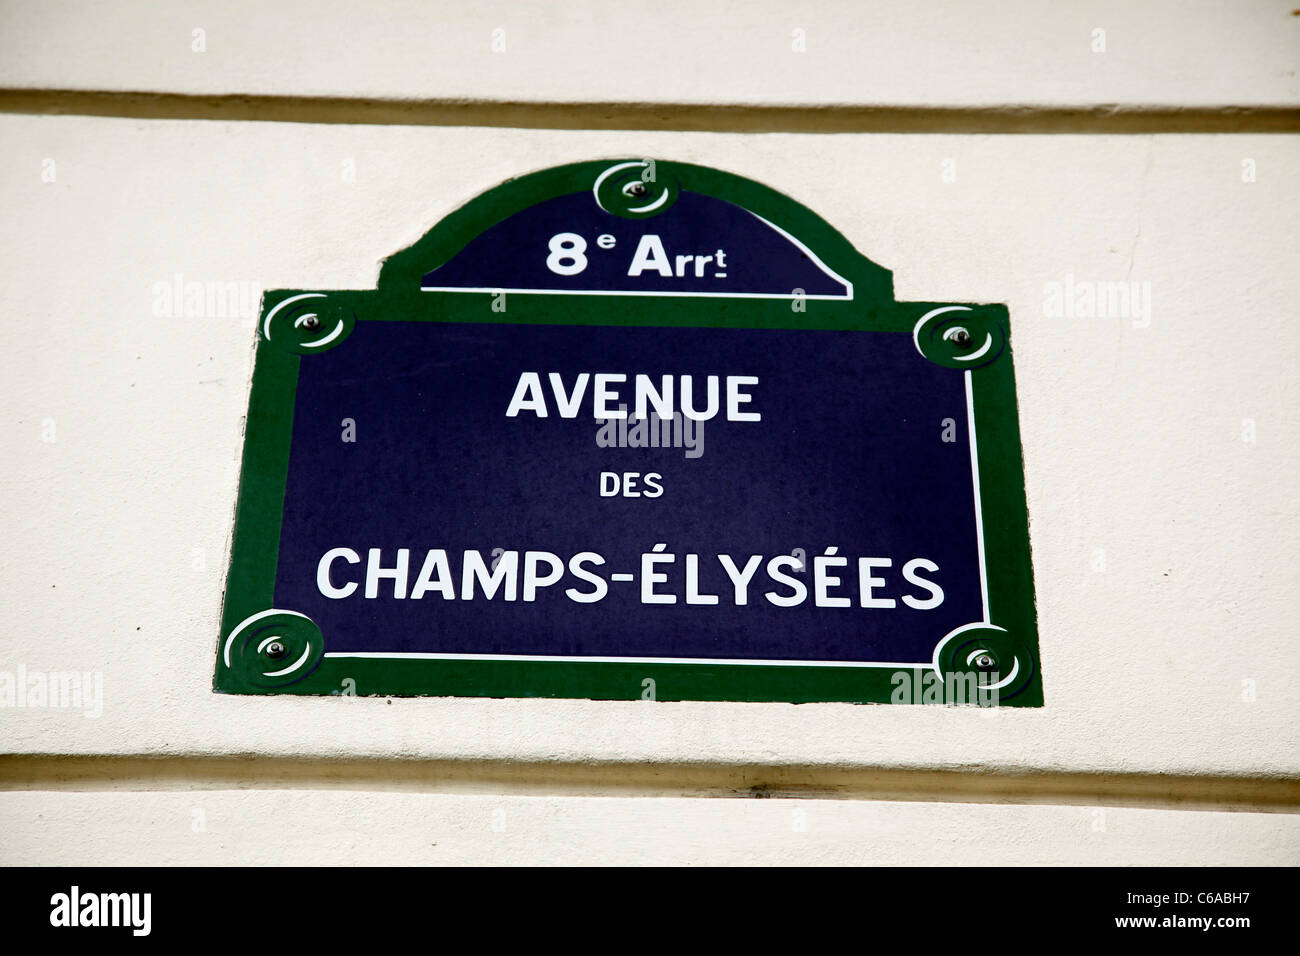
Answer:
217;159;1042;705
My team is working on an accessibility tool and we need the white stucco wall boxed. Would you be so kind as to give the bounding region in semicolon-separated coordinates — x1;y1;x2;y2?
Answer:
1;1;1297;865
2;0;1296;108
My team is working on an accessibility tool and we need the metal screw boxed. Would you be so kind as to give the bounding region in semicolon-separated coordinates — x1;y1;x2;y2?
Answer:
974;653;995;671
266;640;286;659
302;315;321;331
951;327;971;348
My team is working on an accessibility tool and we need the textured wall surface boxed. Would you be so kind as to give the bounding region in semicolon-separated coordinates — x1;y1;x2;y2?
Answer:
1;1;1297;865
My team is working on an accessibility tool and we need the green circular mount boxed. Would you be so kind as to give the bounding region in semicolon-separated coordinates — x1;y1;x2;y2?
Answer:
933;623;1035;702
222;609;324;688
593;160;679;220
913;305;1006;369
261;292;354;355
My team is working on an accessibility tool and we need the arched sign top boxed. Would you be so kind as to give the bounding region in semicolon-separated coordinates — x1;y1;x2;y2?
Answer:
377;159;894;304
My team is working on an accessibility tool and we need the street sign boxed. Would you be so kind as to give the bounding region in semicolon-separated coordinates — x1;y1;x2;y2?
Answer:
216;159;1041;705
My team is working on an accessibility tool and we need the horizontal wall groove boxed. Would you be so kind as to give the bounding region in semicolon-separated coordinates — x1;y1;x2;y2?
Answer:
2;756;1297;813
2;89;1299;133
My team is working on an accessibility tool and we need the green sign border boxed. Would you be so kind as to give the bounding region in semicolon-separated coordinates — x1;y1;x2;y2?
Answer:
215;159;1042;706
